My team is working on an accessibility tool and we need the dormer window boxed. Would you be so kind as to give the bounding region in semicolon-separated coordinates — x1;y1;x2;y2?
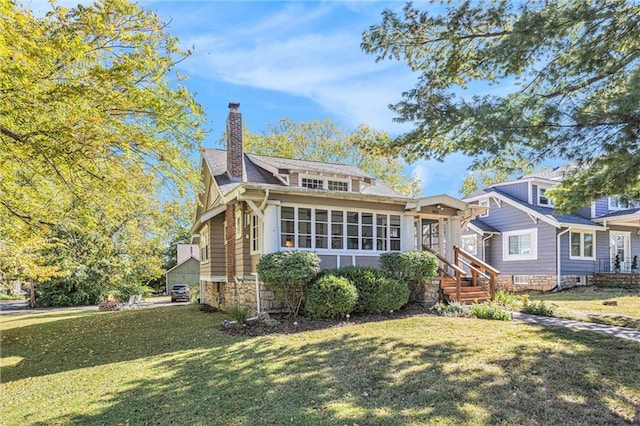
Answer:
299;176;351;192
301;178;323;189
608;196;627;210
538;187;553;207
328;180;348;191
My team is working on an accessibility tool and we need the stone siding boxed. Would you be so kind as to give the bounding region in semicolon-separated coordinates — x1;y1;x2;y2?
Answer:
594;273;640;288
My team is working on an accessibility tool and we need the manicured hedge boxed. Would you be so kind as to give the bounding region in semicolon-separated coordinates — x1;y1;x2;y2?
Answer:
304;274;358;319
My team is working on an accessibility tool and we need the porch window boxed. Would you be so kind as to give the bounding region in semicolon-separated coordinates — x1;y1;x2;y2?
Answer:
570;231;594;259
280;206;401;252
503;229;537;261
461;234;478;255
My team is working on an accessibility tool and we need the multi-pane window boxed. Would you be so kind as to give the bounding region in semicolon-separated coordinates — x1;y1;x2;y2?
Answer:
250;214;259;252
281;206;400;251
200;228;210;262
570;231;594;259
479;200;490;218
315;210;328;249
298;208;312;248
331;211;344;249
503;229;537;261
347;211;359;249
281;206;295;247
328;180;348;191
301;178;323;189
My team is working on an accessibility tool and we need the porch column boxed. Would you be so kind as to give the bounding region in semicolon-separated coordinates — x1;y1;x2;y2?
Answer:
401;214;416;251
262;203;279;254
446;215;462;261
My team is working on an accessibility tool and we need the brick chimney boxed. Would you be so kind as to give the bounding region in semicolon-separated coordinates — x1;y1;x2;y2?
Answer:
226;102;243;179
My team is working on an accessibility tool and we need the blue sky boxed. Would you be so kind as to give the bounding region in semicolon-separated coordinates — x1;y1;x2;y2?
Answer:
28;0;478;197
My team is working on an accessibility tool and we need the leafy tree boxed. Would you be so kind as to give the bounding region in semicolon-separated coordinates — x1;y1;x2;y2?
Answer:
0;1;204;288
239;119;420;196
362;1;640;211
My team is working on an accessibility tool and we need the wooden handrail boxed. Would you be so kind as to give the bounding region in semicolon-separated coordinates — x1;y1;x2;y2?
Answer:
423;245;466;302
423;246;467;276
453;246;500;300
453;246;500;275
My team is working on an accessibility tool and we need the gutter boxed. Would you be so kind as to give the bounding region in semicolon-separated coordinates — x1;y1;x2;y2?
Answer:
556;227;571;289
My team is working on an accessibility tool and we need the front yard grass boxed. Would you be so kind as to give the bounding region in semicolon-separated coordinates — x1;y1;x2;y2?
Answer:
530;286;640;329
2;305;639;425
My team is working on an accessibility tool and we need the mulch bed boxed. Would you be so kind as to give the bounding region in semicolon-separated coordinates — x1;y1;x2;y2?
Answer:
213;303;434;337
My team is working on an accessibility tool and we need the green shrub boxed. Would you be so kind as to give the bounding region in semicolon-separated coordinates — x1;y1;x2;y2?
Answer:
471;303;510;321
228;305;249;326
522;300;556;316
379;251;438;301
304;275;358;319
325;266;409;314
495;290;520;309
257;251;321;317
433;301;470;317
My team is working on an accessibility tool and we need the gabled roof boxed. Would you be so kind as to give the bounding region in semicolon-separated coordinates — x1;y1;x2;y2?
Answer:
164;256;199;275
469;218;500;234
247;153;370;179
466;188;604;229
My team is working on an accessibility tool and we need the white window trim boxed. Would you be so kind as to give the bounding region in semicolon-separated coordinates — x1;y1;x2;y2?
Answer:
200;226;210;264
279;204;401;253
479;199;490;218
297;175;351;192
569;229;596;260
502;228;538;261
608;196;625;210
250;213;261;254
537;185;554;207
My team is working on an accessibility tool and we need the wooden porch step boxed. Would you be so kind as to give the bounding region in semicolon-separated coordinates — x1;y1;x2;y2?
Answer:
444;292;489;304
441;286;487;294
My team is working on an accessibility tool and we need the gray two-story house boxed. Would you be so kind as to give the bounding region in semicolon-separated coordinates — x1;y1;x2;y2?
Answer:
463;168;640;291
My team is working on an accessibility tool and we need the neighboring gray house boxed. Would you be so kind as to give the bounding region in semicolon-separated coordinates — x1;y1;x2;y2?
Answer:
165;244;200;294
463;167;640;291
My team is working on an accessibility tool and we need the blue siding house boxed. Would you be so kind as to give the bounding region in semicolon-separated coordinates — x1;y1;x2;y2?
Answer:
463;167;640;291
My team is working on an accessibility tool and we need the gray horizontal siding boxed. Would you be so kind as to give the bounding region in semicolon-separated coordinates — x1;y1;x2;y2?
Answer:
495;182;529;203
575;205;592;220
481;203;557;275
594;198;610;217
559;231;601;275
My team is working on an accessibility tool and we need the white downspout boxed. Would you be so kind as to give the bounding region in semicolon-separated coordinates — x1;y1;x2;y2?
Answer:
557;228;571;289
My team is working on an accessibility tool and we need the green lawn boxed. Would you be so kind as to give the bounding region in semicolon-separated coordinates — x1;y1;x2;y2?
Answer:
530;287;640;329
1;305;639;425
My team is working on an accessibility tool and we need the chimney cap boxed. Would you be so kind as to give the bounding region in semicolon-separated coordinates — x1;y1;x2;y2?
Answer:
228;102;240;112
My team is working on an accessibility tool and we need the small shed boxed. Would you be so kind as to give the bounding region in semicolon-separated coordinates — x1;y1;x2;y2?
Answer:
165;257;200;294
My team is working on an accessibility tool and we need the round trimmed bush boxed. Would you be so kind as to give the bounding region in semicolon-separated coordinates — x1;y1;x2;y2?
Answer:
325;266;409;314
304;274;358;319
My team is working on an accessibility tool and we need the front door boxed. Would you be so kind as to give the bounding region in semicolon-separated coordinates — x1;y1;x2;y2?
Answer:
610;231;631;271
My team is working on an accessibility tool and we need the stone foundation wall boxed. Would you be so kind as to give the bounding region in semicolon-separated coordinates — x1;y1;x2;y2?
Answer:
496;275;556;292
594;273;640;288
201;278;284;316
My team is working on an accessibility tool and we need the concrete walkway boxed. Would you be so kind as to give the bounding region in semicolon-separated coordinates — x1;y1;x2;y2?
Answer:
512;312;640;343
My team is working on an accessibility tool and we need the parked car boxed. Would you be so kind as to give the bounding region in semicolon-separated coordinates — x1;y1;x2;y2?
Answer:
170;285;191;302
